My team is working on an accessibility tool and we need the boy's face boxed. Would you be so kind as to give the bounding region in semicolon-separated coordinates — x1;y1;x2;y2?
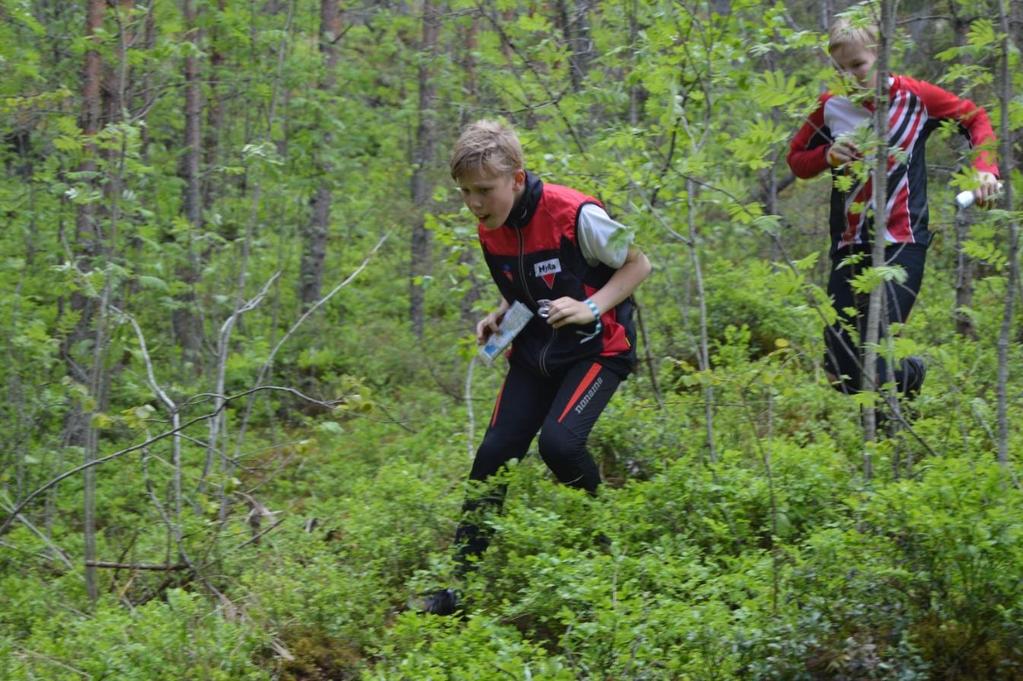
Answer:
831;42;878;91
456;167;526;230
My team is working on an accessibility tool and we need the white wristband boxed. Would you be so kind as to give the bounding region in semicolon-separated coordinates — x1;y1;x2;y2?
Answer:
578;298;602;344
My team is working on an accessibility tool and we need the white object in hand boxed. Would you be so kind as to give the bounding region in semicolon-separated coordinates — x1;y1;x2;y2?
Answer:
478;301;534;365
955;190;977;209
956;182;1003;209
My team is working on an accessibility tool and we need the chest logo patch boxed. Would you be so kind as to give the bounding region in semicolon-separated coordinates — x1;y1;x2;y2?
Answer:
533;258;561;289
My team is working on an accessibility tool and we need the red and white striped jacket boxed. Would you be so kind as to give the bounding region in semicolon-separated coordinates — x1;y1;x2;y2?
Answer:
787;75;998;257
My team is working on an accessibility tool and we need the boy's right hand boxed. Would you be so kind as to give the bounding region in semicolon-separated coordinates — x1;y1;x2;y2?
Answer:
975;171;1002;206
827;140;862;167
476;311;503;345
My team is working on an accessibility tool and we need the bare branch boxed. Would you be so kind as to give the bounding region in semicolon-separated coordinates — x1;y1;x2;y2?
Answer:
233;514;286;551
85;561;188;571
0;494;74;570
234;233;390;457
0;385;337;535
205;270;282;489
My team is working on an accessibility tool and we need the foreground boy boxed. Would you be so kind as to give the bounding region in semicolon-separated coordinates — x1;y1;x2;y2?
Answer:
423;120;651;615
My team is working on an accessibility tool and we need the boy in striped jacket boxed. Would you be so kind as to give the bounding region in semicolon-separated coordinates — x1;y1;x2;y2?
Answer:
787;16;1000;402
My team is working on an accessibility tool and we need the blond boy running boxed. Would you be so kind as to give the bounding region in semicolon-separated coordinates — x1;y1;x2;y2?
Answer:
423;120;651;615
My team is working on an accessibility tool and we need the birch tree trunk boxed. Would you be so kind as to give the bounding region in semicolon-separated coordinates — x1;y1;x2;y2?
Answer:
952;7;977;339
687;178;717;464
995;0;1017;465
861;0;895;467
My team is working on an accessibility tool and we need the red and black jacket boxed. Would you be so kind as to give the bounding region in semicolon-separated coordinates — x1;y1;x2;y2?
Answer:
478;172;636;378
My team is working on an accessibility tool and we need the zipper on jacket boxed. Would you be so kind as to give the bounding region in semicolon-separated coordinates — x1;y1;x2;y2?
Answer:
517;228;553;376
538;327;557;376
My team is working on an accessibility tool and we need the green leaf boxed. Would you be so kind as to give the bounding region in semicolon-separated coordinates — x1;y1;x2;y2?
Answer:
316;421;345;435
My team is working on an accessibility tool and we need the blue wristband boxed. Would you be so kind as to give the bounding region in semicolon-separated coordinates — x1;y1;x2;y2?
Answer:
577;298;602;344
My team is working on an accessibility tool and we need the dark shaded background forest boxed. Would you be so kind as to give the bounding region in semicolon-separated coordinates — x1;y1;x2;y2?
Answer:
1;0;1022;679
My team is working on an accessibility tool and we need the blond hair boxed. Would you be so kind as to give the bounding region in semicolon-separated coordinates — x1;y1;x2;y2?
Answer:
828;15;878;54
449;119;524;180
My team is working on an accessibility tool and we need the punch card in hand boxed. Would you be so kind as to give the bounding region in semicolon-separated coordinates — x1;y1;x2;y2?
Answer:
478;301;534;365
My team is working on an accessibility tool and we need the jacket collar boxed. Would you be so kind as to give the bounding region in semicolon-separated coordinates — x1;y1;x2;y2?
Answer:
504;171;543;229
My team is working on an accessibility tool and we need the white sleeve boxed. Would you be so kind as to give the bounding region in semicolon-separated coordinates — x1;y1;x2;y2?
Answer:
577;203;631;268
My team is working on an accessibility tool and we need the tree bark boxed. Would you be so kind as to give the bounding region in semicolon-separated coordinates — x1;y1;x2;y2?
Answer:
556;0;594;92
687;178;716;464
995;0;1017;466
173;0;205;369
458;13;479;127
627;0;647;126
951;5;977;339
182;1;202;229
954;208;977;338
77;0;107;604
409;0;440;339
861;0;895;465
299;0;342;310
204;0;227;212
457;13;482;322
819;0;834;31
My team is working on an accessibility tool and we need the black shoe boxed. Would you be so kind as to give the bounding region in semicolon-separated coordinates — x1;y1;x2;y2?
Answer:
421;588;461;616
901;356;927;400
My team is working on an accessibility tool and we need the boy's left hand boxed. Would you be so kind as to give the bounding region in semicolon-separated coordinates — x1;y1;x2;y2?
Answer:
544;297;600;329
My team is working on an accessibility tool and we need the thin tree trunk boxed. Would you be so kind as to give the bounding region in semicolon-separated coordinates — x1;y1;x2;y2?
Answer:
459;13;480;127
173;0;204;369
634;298;663;408
954;208;977;338
820;0;834;31
951;6;977;339
76;0;107;604
628;0;643;126
995;0;1017;465
299;0;342;310
107;1;136;121
861;0;895;466
182;1;202;226
457;13;482;322
204;0;227;212
557;0;593;92
687;178;716;463
138;1;157;157
409;0;440;339
83;0;137;603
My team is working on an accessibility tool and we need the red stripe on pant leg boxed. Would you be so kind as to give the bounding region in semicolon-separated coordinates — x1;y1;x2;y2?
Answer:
558;362;603;423
490;379;507;428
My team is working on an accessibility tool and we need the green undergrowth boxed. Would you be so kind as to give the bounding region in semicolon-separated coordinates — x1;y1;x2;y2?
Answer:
5;367;1022;679
4;272;1023;679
